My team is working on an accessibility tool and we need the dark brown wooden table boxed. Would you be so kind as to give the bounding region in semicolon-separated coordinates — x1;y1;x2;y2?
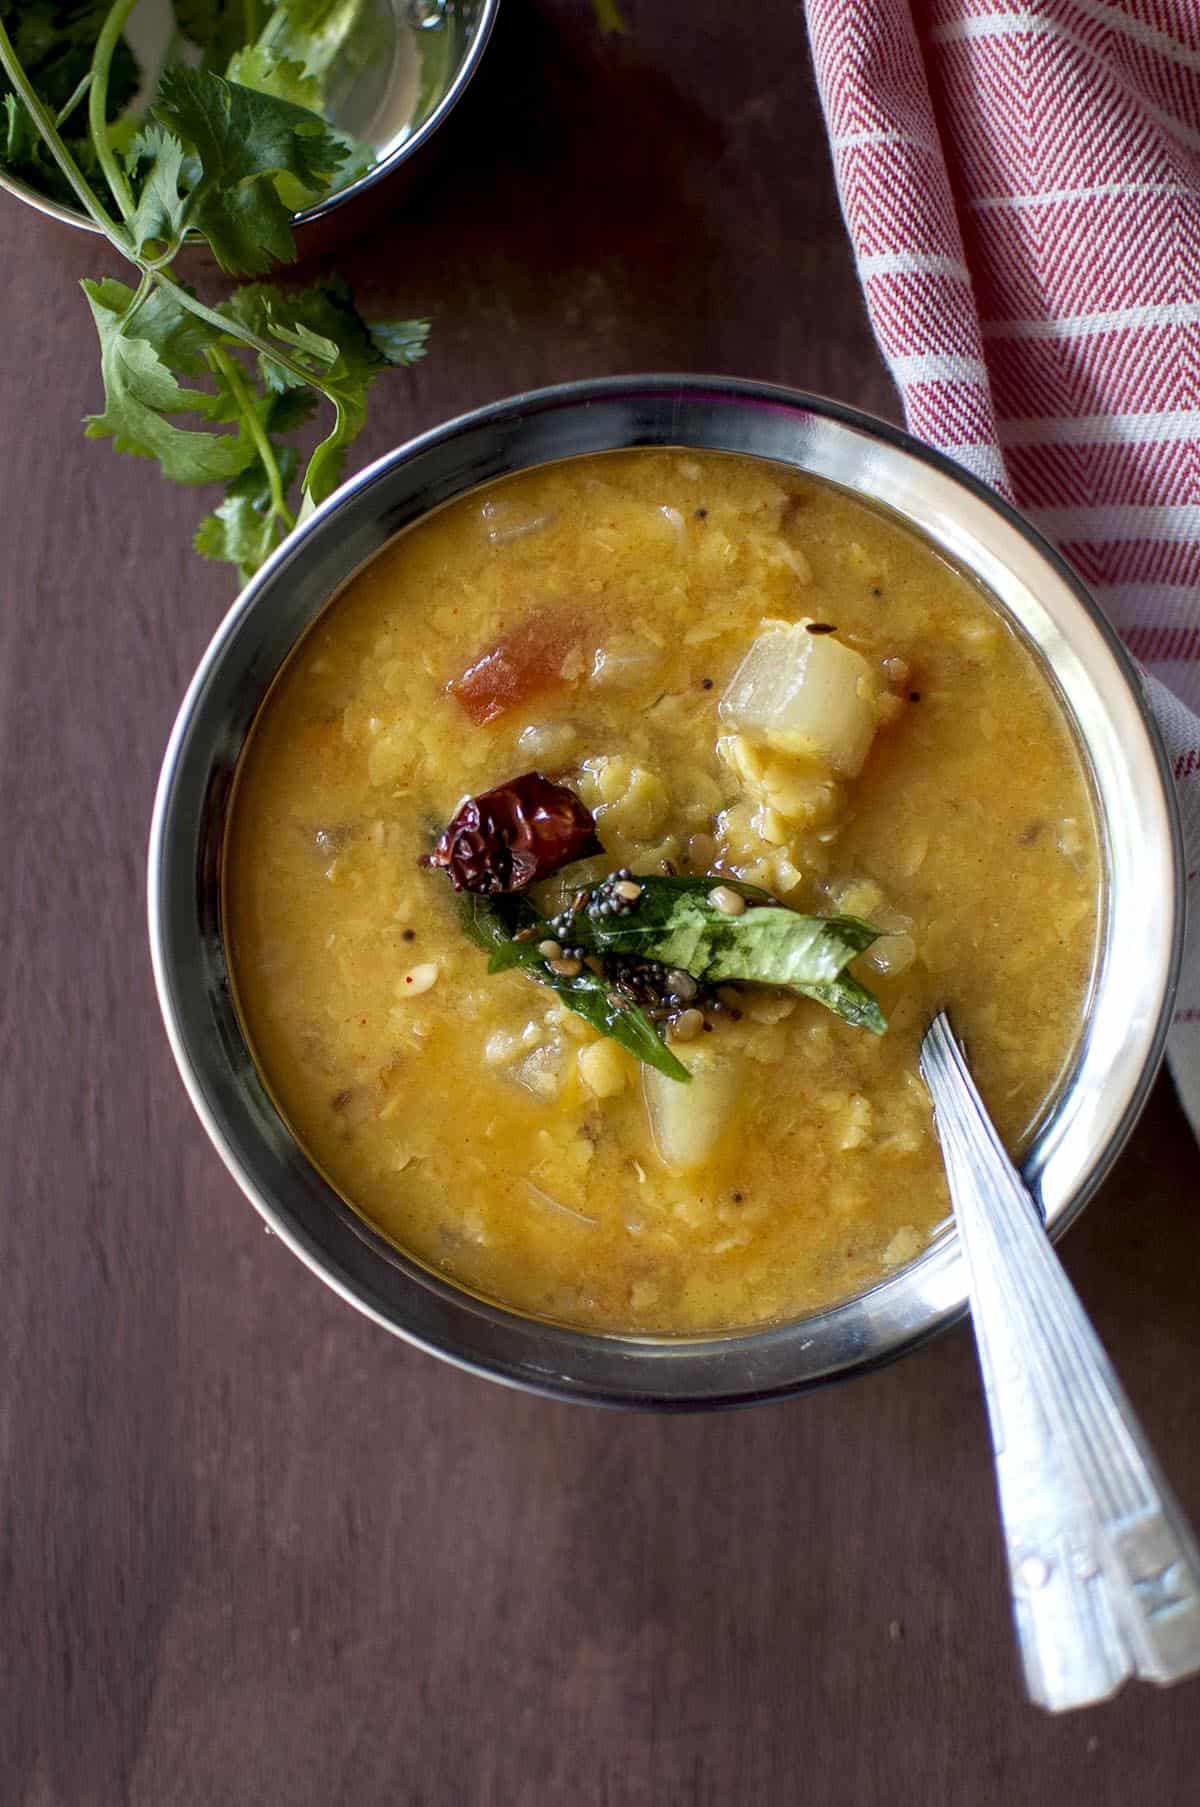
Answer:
3;4;1198;1801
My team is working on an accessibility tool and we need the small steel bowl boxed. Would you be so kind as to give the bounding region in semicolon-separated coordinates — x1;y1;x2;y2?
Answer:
0;0;498;249
149;377;1183;1409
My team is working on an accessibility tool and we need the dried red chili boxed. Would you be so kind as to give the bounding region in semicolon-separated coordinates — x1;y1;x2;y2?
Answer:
421;772;601;894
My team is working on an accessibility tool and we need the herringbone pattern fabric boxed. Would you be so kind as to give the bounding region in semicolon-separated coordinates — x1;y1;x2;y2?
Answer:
807;0;1200;1127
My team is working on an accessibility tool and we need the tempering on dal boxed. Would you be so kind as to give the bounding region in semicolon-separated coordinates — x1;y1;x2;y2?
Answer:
225;450;1099;1333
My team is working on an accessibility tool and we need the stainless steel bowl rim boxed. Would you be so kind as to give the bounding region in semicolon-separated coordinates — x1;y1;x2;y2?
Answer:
148;375;1184;1410
0;0;500;233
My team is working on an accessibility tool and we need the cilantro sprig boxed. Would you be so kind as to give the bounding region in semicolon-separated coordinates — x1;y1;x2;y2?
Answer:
0;0;429;580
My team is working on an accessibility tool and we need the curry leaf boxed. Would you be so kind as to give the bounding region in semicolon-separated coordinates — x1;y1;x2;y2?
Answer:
460;895;692;1083
797;973;889;1035
570;876;888;1034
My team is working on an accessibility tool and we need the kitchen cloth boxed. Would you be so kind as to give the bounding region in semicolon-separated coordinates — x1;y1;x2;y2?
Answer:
805;0;1200;1130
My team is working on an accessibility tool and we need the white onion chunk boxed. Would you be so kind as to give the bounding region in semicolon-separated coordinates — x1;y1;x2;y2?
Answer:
719;619;880;776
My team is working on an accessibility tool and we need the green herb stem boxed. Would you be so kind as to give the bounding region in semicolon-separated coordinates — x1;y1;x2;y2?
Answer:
121;268;154;331
208;345;296;530
1;13;425;580
0;16;328;414
0;20;126;237
0;18;330;422
55;70;94;131
89;0;140;221
153;271;340;405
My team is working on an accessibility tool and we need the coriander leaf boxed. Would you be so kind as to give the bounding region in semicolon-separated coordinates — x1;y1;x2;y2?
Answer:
194;488;283;580
0;9;430;586
367;317;430;366
81;276;253;483
85;274;219;376
224;275;430;500
225;45;322;112
173;0;253;70
460;895;691;1083
268;315;341;368
223;2;381;199
235;381;318;439
2;87;38;166
0;1;137;208
194;492;279;577
152;64;347;275
225;273;370;381
571;876;887;1035
220;284;304;394
254;0;390;88
0;2;138;118
194;385;310;579
125;124;194;254
302;315;431;502
125;282;219;375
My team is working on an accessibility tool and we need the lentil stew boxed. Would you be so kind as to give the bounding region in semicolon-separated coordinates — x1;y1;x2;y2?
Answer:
224;449;1100;1333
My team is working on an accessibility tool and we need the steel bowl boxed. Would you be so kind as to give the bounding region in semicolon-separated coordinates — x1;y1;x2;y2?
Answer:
148;376;1183;1409
0;0;498;249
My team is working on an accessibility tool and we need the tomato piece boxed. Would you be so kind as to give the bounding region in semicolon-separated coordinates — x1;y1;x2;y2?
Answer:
447;609;582;725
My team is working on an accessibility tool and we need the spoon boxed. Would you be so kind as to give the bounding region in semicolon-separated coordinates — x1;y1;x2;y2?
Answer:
919;1010;1200;1712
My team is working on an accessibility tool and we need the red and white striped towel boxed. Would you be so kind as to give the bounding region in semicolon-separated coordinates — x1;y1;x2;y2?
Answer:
806;0;1200;1131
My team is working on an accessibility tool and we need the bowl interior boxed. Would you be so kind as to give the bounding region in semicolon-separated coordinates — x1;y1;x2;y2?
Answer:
149;379;1182;1407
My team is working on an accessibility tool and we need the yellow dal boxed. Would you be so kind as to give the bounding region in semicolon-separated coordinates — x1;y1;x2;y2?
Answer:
225;450;1099;1332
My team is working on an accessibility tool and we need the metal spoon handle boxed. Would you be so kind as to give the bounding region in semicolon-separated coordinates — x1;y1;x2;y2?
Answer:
920;1011;1200;1712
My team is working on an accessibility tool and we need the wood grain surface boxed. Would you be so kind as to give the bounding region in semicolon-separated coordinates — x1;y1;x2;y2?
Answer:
2;4;1198;1801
